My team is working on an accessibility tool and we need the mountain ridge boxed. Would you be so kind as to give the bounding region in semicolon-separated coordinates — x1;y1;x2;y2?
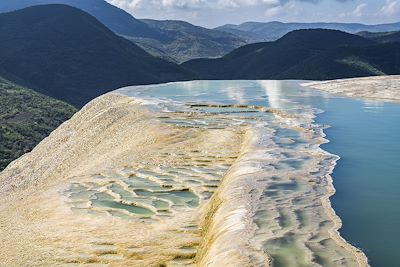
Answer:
0;4;194;107
133;19;247;63
0;0;165;39
183;29;399;80
216;21;400;42
0;0;249;62
358;31;400;44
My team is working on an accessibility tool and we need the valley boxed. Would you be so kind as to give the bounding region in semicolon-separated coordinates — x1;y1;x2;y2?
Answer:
0;1;399;267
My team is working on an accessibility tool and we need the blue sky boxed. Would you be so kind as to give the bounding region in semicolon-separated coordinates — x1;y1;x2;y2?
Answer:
106;0;400;28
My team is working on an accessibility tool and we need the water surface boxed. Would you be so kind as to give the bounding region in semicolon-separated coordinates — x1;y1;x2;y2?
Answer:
317;98;400;267
118;80;400;267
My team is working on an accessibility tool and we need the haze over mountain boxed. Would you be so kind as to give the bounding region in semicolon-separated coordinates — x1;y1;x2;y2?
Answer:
183;29;400;80
3;0;399;63
132;19;247;63
0;0;163;39
216;21;400;42
0;0;248;62
0;4;193;107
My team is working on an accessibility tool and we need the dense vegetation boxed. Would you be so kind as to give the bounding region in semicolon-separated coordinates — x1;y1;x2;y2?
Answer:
0;4;194;107
0;0;163;39
0;78;76;171
279;42;400;80
183;29;397;80
0;0;248;63
2;1;399;63
133;20;246;63
0;3;398;171
358;31;400;44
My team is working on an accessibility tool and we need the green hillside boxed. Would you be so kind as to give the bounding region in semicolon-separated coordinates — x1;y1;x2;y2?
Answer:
358;31;400;44
0;0;248;63
0;78;76;171
0;4;194;107
280;43;400;80
183;29;377;80
0;0;164;39
132;19;246;63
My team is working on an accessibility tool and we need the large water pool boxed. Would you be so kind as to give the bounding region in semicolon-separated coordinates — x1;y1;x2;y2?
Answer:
317;97;400;267
117;80;400;267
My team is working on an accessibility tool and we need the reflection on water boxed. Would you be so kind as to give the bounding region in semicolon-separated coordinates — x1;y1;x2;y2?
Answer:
117;80;400;267
118;80;329;114
225;85;247;104
259;80;287;110
362;100;385;113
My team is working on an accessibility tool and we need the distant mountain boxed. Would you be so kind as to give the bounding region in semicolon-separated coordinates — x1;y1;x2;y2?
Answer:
216;21;400;42
130;19;247;63
358;31;400;44
183;29;378;80
0;4;194;107
0;0;164;39
0;77;76;171
0;0;248;62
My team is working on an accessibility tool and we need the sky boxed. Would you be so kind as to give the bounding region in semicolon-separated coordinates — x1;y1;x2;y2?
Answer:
106;0;400;28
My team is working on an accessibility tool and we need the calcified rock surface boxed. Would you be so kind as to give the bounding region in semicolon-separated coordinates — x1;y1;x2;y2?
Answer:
304;75;400;102
0;94;243;266
0;89;368;267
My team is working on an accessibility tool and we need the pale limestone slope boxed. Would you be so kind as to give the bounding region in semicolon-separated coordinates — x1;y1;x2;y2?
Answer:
0;93;243;266
304;75;400;102
0;86;371;267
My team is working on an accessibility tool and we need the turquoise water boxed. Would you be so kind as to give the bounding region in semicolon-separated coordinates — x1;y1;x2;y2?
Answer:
317;99;400;267
118;80;400;267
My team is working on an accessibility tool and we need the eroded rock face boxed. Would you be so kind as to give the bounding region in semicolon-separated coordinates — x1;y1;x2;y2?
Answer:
0;87;368;267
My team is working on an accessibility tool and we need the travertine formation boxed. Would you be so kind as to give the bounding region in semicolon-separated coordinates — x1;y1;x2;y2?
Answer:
0;94;243;266
304;75;400;102
0;84;371;267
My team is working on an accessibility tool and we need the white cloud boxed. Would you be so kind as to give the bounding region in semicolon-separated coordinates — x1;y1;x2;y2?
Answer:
161;0;206;8
381;0;400;16
263;1;298;18
107;0;144;9
264;5;284;17
353;3;367;16
339;2;367;18
213;0;285;8
107;0;346;11
107;0;397;28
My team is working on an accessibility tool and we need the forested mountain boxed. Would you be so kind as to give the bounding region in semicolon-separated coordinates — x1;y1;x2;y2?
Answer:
0;4;194;106
0;77;76;170
183;29;396;80
0;0;248;62
0;0;163;39
133;19;247;63
358;31;400;44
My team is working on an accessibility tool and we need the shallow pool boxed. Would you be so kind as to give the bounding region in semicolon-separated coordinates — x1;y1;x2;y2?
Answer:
118;80;400;267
